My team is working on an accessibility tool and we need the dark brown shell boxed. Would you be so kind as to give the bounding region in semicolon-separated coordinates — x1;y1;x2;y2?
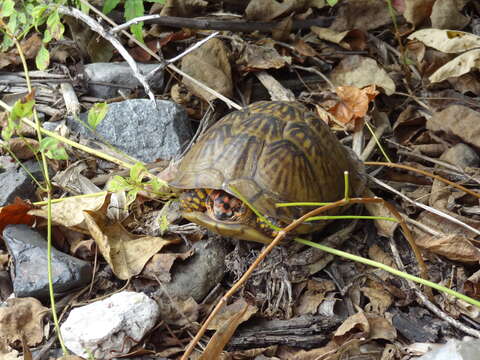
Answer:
170;101;365;226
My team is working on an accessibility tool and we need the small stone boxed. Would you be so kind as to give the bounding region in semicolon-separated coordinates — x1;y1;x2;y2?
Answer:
61;291;159;358
0;167;37;207
418;338;480;360
151;237;228;302
66;99;192;162
84;62;164;99
3;224;92;299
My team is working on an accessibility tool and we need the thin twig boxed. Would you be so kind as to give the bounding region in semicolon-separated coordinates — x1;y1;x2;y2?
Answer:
369;176;480;236
79;0;242;110
181;195;431;359
365;161;480;199
57;6;155;102
389;238;480;338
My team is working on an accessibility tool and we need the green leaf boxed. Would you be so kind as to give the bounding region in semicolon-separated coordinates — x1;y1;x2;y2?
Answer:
1;122;14;141
11;96;35;120
46;11;64;40
108;176;133;192
130;162;147;182
39;137;69;160
149;177;167;192
6;12;17;35
126;189;139;206
159;214;169;233
326;0;338;5
103;0;121;14
42;28;52;43
32;5;48;28
87;102;108;130
125;0;144;42
35;45;50;70
0;0;14;18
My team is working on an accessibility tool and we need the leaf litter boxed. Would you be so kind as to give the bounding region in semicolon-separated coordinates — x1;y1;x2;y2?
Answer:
0;0;480;359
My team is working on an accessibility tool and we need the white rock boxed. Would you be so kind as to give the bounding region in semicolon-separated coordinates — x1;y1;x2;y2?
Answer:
61;291;159;358
418;338;480;360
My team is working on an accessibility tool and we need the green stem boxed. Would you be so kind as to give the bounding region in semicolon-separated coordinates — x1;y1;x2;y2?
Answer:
294;237;480;309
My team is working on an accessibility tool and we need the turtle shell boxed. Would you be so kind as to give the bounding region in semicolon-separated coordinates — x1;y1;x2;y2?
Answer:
170;101;365;234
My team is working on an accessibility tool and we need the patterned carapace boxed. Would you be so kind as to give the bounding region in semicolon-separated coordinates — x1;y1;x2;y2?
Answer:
171;101;366;244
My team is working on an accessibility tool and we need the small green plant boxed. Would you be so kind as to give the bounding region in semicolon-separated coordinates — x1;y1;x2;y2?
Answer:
102;0;166;42
0;0;67;70
87;102;108;130
108;162;166;207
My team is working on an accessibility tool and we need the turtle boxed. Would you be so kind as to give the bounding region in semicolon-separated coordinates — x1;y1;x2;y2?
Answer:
169;101;366;244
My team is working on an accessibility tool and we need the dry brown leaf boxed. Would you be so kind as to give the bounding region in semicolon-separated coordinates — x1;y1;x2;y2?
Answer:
330;0;391;31
408;29;480;53
361;287;393;314
160;0;208;17
426;105;480;147
414;211;480;239
415;233;480;263
448;73;480;95
7;138;38;161
158;297;200;326
430;0;470;29
142;249;194;282
330;56;395;96
402;0;435;26
292;38;318;57
362;189;399;237
29;193;107;231
464;269;480;300
429;49;480;83
83;210;175;280
295;279;335;315
0;34;42;69
334;311;370;344
327;85;379;131
0;298;48;347
235;40;291;71
367;315;397;341
70;239;95;260
201;298;257;359
181;38;232;102
0;198;35;234
368;244;397;281
245;0;307;21
311;27;367;51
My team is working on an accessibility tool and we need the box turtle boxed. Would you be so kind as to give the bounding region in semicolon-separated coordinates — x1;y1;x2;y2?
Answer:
169;101;366;244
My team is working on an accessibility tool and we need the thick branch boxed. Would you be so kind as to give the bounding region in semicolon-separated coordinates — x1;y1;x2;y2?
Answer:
111;15;334;34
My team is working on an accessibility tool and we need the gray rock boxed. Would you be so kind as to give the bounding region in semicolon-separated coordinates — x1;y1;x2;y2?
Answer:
0;166;37;207
153;237;228;302
61;291;159;358
3;224;92;299
84;62;164;99
418;338;480;360
67;99;192;162
0;160;52;206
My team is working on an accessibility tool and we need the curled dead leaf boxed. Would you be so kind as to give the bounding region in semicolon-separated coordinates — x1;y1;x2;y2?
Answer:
311;27;367;51
429;49;480;83
83;210;176;280
181;38;233;102
408;29;480;53
0;297;48;348
415;233;480;263
330;56;395;96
